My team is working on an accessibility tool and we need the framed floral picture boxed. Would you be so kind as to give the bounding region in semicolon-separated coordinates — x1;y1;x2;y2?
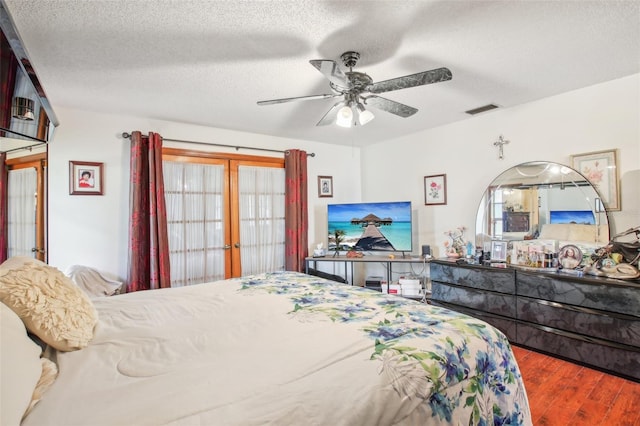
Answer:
424;174;447;205
69;161;104;195
571;149;620;211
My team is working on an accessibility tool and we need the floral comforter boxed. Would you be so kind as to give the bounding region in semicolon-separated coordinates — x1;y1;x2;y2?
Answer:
24;271;531;426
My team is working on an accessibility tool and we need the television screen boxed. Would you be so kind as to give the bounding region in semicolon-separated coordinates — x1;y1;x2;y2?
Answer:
549;210;595;225
327;201;412;252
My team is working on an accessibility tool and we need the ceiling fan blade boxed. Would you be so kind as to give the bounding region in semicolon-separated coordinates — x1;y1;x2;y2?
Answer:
367;67;452;94
316;100;345;126
257;93;338;106
364;95;418;118
309;60;351;89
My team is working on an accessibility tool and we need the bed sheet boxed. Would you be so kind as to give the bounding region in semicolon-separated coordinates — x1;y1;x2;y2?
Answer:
23;271;531;425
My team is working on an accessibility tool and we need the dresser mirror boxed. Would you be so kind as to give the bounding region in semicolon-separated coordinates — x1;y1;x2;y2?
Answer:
475;161;609;249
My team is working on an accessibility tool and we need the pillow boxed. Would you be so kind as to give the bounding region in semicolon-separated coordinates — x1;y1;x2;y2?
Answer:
567;224;597;243
0;302;43;426
0;256;98;351
24;357;58;417
538;224;570;240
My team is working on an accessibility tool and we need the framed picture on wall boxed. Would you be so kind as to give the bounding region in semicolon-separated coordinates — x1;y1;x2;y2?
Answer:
424;174;447;205
69;161;104;195
318;176;333;198
571;149;620;211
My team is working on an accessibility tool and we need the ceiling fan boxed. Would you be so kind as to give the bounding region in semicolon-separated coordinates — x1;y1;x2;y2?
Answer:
257;51;452;127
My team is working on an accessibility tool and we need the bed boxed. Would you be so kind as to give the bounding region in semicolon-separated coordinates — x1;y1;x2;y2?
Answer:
1;257;532;425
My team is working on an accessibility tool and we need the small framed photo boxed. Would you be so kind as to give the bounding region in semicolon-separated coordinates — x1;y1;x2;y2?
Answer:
491;240;508;262
424;174;447;205
69;161;104;195
571;149;620;211
318;176;333;198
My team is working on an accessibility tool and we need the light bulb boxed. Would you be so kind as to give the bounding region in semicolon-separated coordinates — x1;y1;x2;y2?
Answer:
336;104;353;128
356;104;374;125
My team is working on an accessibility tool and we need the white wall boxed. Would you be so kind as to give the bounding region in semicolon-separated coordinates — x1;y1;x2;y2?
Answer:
46;73;639;280
360;74;640;257
47;108;361;281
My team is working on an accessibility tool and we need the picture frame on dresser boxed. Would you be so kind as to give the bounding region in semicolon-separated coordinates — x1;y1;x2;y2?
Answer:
571;149;620;211
491;241;508;262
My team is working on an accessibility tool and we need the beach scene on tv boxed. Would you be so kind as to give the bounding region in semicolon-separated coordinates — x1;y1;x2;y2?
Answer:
327;201;412;252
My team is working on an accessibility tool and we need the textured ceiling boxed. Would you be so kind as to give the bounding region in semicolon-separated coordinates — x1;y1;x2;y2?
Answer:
3;0;640;147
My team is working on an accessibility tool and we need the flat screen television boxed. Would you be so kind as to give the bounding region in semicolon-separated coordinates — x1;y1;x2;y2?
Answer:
327;201;412;253
549;210;595;225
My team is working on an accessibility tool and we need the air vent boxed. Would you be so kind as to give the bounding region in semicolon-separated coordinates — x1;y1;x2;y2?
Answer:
465;104;500;115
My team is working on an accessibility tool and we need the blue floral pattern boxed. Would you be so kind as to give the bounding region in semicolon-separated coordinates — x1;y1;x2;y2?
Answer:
236;271;532;425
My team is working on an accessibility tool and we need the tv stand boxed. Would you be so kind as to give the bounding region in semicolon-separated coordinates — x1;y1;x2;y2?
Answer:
304;255;430;299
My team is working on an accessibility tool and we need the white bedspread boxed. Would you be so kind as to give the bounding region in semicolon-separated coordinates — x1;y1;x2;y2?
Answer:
23;272;531;425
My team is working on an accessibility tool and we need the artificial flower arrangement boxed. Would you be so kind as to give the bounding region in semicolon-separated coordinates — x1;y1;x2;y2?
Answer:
443;226;468;257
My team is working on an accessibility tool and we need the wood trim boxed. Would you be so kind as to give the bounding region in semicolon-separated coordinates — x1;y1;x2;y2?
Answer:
162;147;284;166
5;152;47;261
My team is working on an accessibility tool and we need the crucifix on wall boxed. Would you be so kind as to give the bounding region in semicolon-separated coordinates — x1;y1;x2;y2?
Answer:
493;135;510;159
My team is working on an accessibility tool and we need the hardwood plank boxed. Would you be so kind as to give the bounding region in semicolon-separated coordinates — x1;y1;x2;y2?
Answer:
601;379;640;425
511;345;640;426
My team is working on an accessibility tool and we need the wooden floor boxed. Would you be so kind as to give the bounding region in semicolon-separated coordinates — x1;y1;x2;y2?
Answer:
511;345;640;425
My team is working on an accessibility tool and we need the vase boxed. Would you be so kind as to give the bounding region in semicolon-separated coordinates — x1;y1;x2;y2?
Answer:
446;252;461;258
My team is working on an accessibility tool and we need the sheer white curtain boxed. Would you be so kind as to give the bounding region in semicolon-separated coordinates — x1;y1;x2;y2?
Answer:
7;167;37;257
238;165;285;274
164;161;225;287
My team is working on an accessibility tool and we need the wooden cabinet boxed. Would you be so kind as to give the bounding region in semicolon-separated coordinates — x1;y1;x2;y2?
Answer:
503;211;530;232
430;259;640;382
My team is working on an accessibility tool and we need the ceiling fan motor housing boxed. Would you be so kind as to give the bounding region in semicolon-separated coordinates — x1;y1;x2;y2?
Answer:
340;51;360;69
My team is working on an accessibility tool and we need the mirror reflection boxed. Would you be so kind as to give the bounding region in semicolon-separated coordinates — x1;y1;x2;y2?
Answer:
1;4;55;262
476;161;610;250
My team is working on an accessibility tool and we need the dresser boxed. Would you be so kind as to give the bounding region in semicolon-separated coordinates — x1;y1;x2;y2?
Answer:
430;259;640;381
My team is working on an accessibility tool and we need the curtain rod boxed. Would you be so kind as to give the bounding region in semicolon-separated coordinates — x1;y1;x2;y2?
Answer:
0;127;48;154
121;132;315;157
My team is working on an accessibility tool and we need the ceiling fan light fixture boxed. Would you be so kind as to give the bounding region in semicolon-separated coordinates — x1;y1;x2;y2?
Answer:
336;104;353;127
356;103;374;126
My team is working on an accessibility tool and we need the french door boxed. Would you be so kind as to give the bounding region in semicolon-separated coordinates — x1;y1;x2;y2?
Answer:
5;153;46;260
163;148;284;286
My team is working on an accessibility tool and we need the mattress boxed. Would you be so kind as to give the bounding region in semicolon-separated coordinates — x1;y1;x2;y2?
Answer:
23;271;531;425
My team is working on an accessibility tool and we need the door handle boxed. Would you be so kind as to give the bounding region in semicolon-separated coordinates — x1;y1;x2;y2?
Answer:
31;248;45;254
223;244;231;250
234;243;241;248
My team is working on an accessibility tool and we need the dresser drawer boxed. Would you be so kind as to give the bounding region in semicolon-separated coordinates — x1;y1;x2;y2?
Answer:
430;262;515;294
518;296;640;347
516;271;640;317
517;322;640;381
431;281;517;318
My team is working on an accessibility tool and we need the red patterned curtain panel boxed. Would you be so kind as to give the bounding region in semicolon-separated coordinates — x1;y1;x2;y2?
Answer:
0;153;7;263
1;30;18;137
127;131;171;292
284;149;308;272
